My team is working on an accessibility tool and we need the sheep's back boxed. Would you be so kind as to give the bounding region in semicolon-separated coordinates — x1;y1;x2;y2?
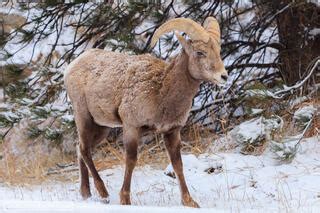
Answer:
65;49;167;127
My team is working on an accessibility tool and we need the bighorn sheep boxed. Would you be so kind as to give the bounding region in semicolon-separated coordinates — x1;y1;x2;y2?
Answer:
64;17;228;207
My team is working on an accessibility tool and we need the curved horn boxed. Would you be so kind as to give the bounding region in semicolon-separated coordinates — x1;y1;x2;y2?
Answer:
150;18;210;47
203;17;221;43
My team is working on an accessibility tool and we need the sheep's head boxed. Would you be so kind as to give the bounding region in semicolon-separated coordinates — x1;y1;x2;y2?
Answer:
151;17;228;85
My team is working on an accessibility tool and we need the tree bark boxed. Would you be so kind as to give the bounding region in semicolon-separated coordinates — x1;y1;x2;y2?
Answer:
274;0;320;86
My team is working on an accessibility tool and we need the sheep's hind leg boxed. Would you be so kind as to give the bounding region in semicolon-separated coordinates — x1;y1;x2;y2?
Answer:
79;142;109;203
76;110;109;202
164;128;200;208
78;151;91;199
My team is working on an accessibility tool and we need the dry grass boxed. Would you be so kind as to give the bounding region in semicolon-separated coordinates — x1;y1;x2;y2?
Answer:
1;96;318;187
0;145;75;186
93;122;218;172
306;114;320;137
301;99;320;138
0;122;218;187
95;125;216;172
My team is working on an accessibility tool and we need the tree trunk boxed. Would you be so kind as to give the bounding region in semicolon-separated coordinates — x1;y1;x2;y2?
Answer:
274;0;320;86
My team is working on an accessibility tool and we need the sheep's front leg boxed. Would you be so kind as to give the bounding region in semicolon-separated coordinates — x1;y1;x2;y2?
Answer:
120;127;139;205
164;128;200;208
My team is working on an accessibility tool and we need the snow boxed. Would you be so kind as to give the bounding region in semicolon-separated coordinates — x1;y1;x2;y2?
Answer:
289;96;309;108
233;117;266;143
229;116;282;145
61;114;74;123
2;116;317;212
0;111;20;122
250;108;264;116
308;0;320;6
0;5;90;67
309;28;320;39
271;135;302;161
0;2;319;212
294;105;316;122
1;136;320;212
1;200;222;213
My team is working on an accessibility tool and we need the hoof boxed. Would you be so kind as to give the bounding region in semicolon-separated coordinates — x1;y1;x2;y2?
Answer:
94;180;109;199
182;197;200;208
80;188;92;200
119;191;131;205
101;197;110;204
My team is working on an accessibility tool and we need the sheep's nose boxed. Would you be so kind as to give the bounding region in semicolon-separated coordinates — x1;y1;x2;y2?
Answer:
221;74;228;81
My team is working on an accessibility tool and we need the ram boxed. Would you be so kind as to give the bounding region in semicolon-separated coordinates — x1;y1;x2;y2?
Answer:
64;17;228;207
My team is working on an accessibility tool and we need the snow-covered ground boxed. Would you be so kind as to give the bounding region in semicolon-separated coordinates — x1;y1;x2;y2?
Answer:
1;136;320;212
0;3;319;213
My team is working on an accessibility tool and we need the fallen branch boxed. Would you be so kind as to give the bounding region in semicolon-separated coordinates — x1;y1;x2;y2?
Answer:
273;57;320;98
46;163;77;175
244;57;320;100
294;113;315;151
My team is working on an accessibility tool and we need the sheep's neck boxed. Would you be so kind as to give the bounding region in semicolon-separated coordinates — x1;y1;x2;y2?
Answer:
159;51;201;118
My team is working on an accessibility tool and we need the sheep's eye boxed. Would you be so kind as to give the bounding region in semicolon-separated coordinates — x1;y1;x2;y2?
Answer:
196;51;206;57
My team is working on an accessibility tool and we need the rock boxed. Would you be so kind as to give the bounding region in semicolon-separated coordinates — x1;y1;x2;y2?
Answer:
3;117;76;162
230;117;267;146
3;118;60;161
229;116;283;154
204;162;223;174
231;116;282;144
0;64;33;86
0;12;26;35
164;154;223;177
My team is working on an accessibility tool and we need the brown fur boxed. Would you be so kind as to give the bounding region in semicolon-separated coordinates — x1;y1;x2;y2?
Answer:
64;18;227;208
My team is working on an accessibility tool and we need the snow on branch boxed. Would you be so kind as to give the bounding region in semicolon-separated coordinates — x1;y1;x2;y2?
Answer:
266;56;320;99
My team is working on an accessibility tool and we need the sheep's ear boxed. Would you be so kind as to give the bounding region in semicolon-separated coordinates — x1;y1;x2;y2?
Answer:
175;32;192;55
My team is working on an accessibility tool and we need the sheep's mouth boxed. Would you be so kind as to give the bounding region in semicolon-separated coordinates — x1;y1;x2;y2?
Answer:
210;78;226;86
206;80;226;89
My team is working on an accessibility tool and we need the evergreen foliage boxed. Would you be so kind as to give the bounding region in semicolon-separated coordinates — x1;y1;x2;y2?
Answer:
0;1;318;145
